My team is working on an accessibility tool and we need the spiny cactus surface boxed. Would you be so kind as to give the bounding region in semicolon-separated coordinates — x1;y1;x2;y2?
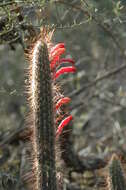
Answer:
25;28;76;190
108;154;126;190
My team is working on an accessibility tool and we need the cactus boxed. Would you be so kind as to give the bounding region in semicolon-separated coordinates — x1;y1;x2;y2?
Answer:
24;28;76;190
107;154;126;190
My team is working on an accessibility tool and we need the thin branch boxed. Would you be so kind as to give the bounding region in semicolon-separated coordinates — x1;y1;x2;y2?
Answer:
69;62;126;98
54;0;126;57
0;2;14;7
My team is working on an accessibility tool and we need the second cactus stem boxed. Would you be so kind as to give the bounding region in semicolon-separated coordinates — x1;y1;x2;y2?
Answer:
107;154;126;190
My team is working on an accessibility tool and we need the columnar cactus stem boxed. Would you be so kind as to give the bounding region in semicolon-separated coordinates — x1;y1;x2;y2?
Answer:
25;28;76;190
27;39;56;190
107;154;126;190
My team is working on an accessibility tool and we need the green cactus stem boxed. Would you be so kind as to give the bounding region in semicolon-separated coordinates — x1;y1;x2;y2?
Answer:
108;154;126;190
26;37;57;190
25;28;76;190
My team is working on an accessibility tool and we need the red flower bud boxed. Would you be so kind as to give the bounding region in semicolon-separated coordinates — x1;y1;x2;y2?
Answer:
50;56;60;70
51;47;65;58
54;66;76;79
59;58;75;64
56;97;71;110
56;115;73;136
50;43;65;55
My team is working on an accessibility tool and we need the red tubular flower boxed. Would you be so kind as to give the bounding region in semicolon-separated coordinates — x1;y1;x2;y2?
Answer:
51;47;65;58
50;48;65;70
59;58;75;64
56;114;66;125
56;115;73;137
49;41;76;137
56;97;71;110
50;56;60;70
50;43;65;55
51;58;75;70
54;66;76;79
